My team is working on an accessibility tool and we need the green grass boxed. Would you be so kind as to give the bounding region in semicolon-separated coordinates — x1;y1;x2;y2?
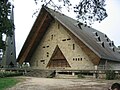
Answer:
0;78;19;90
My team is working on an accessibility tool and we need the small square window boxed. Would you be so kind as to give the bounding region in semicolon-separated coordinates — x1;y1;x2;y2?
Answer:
67;38;71;40
73;58;74;61
47;46;49;48
81;58;82;61
62;39;66;41
47;55;49;57
43;46;45;48
11;52;13;55
11;41;13;44
51;35;53;40
76;58;77;61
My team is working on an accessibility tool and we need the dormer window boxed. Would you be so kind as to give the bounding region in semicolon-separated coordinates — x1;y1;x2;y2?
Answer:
97;41;105;48
106;38;109;42
110;47;115;52
94;32;98;36
105;34;107;38
98;36;101;42
109;43;112;47
113;48;115;52
111;41;114;46
101;42;105;48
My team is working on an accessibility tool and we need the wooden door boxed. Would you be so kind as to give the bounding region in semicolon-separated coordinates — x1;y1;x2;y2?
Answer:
47;45;70;68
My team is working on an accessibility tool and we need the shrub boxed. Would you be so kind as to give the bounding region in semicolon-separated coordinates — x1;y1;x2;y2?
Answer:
105;70;116;80
0;72;23;78
77;73;85;78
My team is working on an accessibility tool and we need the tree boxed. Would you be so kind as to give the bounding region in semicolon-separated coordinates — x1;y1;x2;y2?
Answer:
34;0;108;25
0;0;13;50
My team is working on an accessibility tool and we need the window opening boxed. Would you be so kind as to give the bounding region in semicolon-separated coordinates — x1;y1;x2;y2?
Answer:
51;35;53;40
67;38;71;40
106;38;109;42
73;58;74;61
43;46;45;48
41;60;45;64
112;41;114;46
81;58;82;61
11;52;13;55
41;60;45;62
62;39;66;41
58;23;60;29
11;41;13;44
98;36;101;41
76;58;77;61
47;52;49;57
102;42;105;48
113;48;115;52
46;46;49;48
95;32;98;36
105;34;107;38
73;44;75;50
101;42;105;48
109;43;112;47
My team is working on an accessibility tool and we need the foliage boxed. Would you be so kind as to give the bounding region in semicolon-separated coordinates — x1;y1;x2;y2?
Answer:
74;0;107;25
35;0;72;10
47;70;56;78
0;0;14;50
0;71;23;78
34;0;107;25
105;70;116;80
77;73;85;78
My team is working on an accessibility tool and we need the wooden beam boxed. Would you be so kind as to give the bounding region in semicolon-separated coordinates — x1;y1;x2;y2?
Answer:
19;12;49;64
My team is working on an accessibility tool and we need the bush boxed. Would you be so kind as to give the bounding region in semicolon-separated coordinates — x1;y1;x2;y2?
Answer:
105;70;116;80
77;73;85;78
0;72;23;78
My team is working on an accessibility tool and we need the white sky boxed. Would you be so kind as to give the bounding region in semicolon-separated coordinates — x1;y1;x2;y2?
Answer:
14;0;120;57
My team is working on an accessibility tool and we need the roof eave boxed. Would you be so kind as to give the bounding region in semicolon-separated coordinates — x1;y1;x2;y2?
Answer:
17;7;53;64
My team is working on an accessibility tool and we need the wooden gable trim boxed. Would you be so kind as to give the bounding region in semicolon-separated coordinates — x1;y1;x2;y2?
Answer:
17;8;53;64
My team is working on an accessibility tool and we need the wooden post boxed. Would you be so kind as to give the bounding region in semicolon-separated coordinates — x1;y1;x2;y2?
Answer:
72;72;75;76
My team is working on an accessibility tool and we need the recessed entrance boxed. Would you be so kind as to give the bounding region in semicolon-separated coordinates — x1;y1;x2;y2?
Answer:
47;45;70;68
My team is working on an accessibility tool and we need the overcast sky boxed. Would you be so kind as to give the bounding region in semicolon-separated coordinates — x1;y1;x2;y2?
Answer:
14;0;120;57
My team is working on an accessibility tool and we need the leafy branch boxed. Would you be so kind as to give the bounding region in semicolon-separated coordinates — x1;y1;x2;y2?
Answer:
34;0;108;26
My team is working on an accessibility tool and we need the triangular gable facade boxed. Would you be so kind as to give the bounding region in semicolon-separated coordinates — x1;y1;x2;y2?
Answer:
47;45;71;68
17;6;120;70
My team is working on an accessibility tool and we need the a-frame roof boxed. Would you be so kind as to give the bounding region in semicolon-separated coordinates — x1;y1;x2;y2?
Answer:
17;6;120;64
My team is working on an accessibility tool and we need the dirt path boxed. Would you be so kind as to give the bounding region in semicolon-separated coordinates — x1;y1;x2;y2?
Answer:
7;77;120;90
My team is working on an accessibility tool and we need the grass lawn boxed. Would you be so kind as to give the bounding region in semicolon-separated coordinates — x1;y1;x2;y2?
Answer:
0;77;19;90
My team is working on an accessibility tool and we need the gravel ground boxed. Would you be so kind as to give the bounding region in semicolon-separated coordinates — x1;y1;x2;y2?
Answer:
7;76;120;90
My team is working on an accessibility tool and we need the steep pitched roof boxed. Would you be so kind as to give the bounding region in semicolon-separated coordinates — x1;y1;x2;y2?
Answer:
17;6;120;64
